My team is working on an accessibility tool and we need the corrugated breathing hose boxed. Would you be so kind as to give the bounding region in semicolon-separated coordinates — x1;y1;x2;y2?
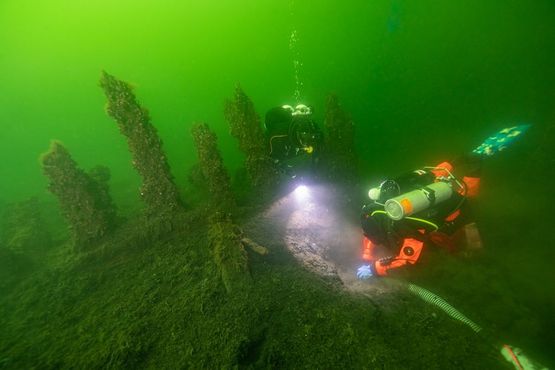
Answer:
407;283;482;333
405;282;547;370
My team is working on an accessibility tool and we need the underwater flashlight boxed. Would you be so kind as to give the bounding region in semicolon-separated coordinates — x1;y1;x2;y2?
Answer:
368;187;381;201
293;185;310;202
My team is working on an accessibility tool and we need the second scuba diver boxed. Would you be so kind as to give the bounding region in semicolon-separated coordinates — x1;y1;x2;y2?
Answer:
264;104;322;176
357;125;530;279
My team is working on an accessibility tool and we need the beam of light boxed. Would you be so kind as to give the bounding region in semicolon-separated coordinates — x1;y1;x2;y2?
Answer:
293;184;310;202
258;183;364;280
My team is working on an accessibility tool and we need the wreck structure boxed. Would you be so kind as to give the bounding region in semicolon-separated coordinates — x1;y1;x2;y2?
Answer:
191;122;251;292
208;215;250;293
224;85;277;189
191;123;236;214
41;141;116;248
100;71;181;215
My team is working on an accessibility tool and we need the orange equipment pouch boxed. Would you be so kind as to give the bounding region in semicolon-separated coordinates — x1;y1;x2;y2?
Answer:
374;238;424;276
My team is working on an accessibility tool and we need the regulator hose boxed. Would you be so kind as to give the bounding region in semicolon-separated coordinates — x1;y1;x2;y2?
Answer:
407;283;482;333
405;283;548;370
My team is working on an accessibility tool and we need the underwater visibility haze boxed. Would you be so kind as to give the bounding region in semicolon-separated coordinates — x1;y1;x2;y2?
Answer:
1;0;554;368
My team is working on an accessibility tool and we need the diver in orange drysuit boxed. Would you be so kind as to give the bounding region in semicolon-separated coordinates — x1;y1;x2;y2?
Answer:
357;155;482;278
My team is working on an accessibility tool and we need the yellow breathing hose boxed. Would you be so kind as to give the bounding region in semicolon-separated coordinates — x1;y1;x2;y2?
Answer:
370;210;439;231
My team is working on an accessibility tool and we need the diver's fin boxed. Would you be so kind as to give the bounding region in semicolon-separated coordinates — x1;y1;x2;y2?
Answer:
472;124;531;156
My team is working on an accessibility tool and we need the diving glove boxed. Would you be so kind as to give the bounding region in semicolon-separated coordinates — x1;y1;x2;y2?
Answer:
357;264;374;280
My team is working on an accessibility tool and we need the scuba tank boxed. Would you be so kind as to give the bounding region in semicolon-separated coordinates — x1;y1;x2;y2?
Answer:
384;181;453;220
367;166;464;221
368;170;436;203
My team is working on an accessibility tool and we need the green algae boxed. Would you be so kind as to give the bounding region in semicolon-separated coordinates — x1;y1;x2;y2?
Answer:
41;141;117;249
100;71;182;216
0;221;503;368
0;197;52;257
191;123;236;214
209;217;250;294
224;85;278;191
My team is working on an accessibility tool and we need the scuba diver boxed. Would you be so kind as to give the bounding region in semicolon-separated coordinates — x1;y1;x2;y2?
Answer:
264;104;322;176
357;125;530;279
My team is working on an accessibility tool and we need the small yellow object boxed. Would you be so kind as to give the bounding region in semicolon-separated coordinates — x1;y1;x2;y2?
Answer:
304;146;314;154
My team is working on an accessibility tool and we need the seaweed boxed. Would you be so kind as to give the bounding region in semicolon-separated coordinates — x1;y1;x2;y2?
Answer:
0;247;35;294
187;163;207;191
40;141;116;250
0;228;503;369
191;122;236;215
0;197;52;257
191;122;250;291
224;85;277;190
208;216;250;293
99;71;182;216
